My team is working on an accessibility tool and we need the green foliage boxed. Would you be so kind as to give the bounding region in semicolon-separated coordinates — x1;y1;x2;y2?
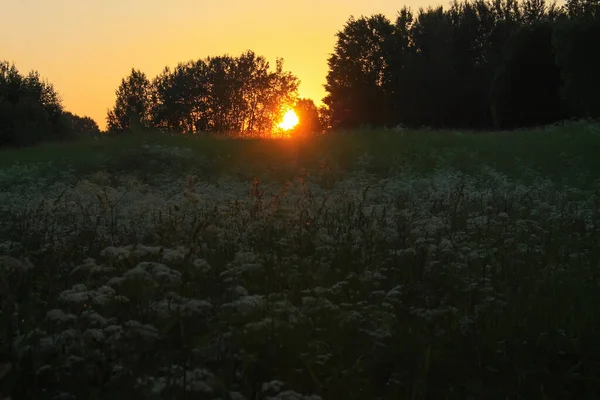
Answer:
1;121;599;186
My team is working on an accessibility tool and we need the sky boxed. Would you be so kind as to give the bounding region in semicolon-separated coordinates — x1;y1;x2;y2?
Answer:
2;0;434;130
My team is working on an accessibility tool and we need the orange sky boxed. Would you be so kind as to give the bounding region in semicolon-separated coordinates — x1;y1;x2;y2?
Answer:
2;0;434;130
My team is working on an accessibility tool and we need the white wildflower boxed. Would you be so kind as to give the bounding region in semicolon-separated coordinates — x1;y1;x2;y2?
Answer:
180;299;212;316
100;245;133;260
58;285;92;305
68;258;97;277
80;310;108;327
83;329;105;343
147;262;181;283
161;246;189;263
131;244;163;258
123;264;152;281
106;277;125;287
191;258;211;273
262;380;285;393
45;309;76;324
0;255;33;273
222;295;265;317
124;320;159;341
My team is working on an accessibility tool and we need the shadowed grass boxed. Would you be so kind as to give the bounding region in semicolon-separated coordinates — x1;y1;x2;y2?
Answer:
1;120;599;186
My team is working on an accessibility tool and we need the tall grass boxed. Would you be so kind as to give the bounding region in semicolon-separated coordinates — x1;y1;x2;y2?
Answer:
1;120;599;183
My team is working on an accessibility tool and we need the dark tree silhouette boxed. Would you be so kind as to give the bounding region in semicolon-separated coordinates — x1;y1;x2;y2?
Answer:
151;61;209;134
323;15;396;129
106;68;152;133
322;0;600;131
405;6;457;128
292;98;322;136
0;61;72;147
564;0;600;18
490;21;565;128
553;16;600;119
63;111;101;137
144;51;299;136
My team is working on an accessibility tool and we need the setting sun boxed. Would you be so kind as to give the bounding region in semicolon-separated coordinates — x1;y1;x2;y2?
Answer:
278;109;300;131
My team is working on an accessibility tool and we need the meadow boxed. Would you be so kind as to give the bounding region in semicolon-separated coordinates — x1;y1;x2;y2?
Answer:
2;121;600;399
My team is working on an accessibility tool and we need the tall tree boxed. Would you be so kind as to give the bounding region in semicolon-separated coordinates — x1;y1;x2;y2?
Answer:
293;98;322;136
0;61;71;146
106;68;152;133
386;7;415;126
150;61;209;134
404;6;457;127
254;57;299;135
553;15;600;119
490;21;565;128
323;15;396;129
203;55;238;133
144;51;299;136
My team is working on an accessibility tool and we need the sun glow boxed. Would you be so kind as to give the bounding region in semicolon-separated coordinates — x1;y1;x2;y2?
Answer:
278;109;299;131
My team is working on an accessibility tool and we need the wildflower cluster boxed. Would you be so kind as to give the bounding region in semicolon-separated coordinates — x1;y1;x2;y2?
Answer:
1;151;600;398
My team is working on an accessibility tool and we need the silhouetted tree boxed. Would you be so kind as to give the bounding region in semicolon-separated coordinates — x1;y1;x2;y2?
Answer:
490;21;565;128
324;15;396;129
292;98;322;136
143;51;299;136
316;105;331;131
553;16;600;119
564;0;600;18
106;68;152;133
405;6;457;127
322;0;588;131
386;7;416;126
444;0;498;128
150;61;209;134
251;57;299;135
63;111;101;137
0;61;72;146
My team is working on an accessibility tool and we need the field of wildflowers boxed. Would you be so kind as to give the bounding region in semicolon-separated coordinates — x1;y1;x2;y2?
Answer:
2;122;600;399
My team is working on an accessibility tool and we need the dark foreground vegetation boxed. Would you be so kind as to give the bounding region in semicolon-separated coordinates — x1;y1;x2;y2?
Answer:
1;123;600;399
2;0;600;398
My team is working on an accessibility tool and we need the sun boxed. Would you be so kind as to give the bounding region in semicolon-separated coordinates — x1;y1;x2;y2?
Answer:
278;109;299;131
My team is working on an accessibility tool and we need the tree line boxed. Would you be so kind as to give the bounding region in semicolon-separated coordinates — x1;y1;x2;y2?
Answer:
106;51;321;137
323;0;600;130
0;61;100;147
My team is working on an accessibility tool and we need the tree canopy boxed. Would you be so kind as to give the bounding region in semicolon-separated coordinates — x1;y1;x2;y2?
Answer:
0;61;90;147
106;51;300;136
323;0;600;130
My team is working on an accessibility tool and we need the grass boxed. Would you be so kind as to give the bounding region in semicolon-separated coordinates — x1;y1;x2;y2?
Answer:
1;120;599;183
1;121;600;399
